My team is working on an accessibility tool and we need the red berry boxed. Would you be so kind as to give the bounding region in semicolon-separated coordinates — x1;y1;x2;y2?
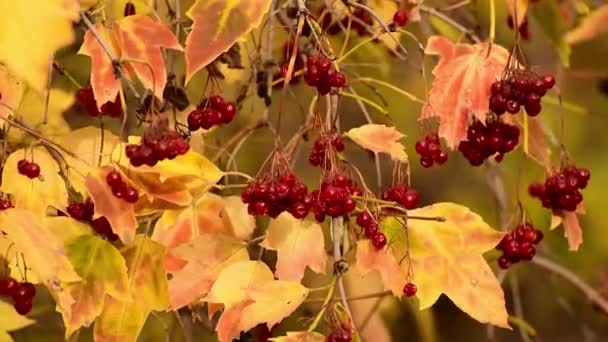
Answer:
14;298;32;315
14;282;36;302
123;187;139;204
498;256;511;270
403;282;417;297
356;211;373;228
17;159;29;174
0;277;18;297
541;74;555;89
187;110;203;131
124;1;136;16
393;9;408;27
91;217;112;237
106;170;122;188
371;232;387;249
24;162;40;178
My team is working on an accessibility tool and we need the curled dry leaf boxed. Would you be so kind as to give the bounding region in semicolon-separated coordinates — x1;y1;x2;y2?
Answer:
0;0;77;91
550;206;585;251
345;124;408;162
185;0;272;82
421;36;509;149
261;212;327;282
203;260;309;342
356;202;509;328
565;5;608;44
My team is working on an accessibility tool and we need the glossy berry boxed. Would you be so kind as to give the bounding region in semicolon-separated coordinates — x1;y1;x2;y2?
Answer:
106;171;122;188
76;87;122;118
14;298;32;315
188;95;237;131
458;120;519;166
67;199;94;222
305;54;346;94
496;223;543;269
382;184;420;210
13;282;36;302
0;199;14;210
393;9;409;27
23;162;40;178
489;71;554;117
310;174;361;222
124;2;136;16
414;133;448;168
0;277;19;297
126;130;189;167
242;172;312;219
371;232;387;249
327;329;351;342
309;134;345;168
529;164;590;212
403;282;417;297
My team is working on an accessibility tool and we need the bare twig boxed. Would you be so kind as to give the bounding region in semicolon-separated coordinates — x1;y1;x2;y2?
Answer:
332;217;356;328
419;5;481;43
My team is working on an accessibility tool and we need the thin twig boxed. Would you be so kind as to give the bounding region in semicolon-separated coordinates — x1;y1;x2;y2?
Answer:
419;5;481;43
306;290;392;303
332;217;356;332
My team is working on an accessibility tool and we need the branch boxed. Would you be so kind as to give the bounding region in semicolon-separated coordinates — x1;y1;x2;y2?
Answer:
331;217;356;329
305;290;392;303
418;5;481;43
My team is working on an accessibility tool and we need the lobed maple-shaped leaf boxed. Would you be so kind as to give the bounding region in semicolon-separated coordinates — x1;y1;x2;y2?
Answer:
115;15;182;99
565;5;608;44
57;232;130;338
270;331;325;342
0;301;34;342
203;260;309;342
421;36;509;149
261;213;327;282
345;124;408;163
184;0;272;82
0;209;81;287
550;206;585;251
356;202;509;328
85;166;138;245
168;233;249;309
2;147;68;216
0;64;25;120
0;0;77;91
94;235;169;342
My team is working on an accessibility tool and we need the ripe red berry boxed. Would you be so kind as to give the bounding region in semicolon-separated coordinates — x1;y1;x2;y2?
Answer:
393;9;409;27
13;282;36;302
371;232;387;249
123;187;139;204
14;298;32;315
0;277;19;297
106;170;122;188
23;162;40;178
124;1;136;16
403;282;417;297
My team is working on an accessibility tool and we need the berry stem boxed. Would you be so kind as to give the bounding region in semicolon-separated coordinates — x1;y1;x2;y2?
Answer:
305;290;393;303
352;77;426;105
418;5;481;43
307;276;336;332
341;91;388;115
331;217;357;333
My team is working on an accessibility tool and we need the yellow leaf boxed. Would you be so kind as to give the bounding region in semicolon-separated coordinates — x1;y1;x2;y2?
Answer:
168;233;249;309
0;65;25;120
261;213;327;282
0;0;77;91
222;195;255;241
345;124;408;162
110;0;152;19
185;0;272;82
565;4;608;44
204;260;309;342
356;202;509;328
1;147;68;216
0;209;81;287
0;301;35;342
94;236;169;342
270;331;325;342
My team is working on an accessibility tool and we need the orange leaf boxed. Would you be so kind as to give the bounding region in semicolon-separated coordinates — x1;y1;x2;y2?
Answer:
505;114;552;167
261;213;327;282
78;23;121;109
184;0;272;82
565;5;608;45
550;207;585;251
85;166;138;245
114;15;182;99
345;124;408;163
421;36;509;149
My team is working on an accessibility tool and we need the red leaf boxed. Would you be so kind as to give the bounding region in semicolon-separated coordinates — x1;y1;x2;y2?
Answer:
421;36;509;149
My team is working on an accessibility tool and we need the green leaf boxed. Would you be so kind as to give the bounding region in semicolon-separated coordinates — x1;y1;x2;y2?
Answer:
59;234;130;337
94;235;169;342
530;0;571;66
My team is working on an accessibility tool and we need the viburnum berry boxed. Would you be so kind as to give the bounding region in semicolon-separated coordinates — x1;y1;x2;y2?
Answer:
371;232;387;249
67;198;95;222
309;134;345;168
327;329;352;342
414;133;448;168
105;170;139;204
305;54;346;95
489;71;555;117
17;159;40;179
187;95;237;131
381;184;420;210
458;119;519;166
0;198;14;210
311;173;361;222
0;276;19;297
124;1;136;16
75;87;122;118
528;164;590;212
91;217;120;242
392;9;409;27
126;130;189;167
403;282;417;297
496;223;543;269
0;277;36;315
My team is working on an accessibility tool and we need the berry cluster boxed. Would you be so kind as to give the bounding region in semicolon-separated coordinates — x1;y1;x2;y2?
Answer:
403;282;417;297
66;199;119;241
381;184;420;210
124;1;136;16
311;174;361;222
106;170;139;204
241;172;312;219
305;55;346;95
0;198;14;210
392;9;409;27
126;130;190;167
187;95;237;131
309;134;345;167
528;165;590;212
489;73;555;116
457;120;520;165
496;223;543;269
327;327;352;342
76;87;122;118
17;160;40;179
0;277;36;315
356;211;386;249
414;133;448;168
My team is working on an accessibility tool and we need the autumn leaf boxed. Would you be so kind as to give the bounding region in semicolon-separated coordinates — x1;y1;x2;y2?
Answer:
0;209;81;287
94;236;169;342
204;260;309;342
345;124;408;163
565;5;608;44
356;202;509;328
261;213;327;282
85;166;138;245
58;232;130;337
421;36;509;149
168;233;249;309
222;196;256;241
270;331;325;342
0;65;25;120
185;0;272;82
110;0;152;19
504;114;552;167
550;208;585;251
0;301;34;342
1;147;68;216
0;0;77;91
505;0;530;28
115;15;182;99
